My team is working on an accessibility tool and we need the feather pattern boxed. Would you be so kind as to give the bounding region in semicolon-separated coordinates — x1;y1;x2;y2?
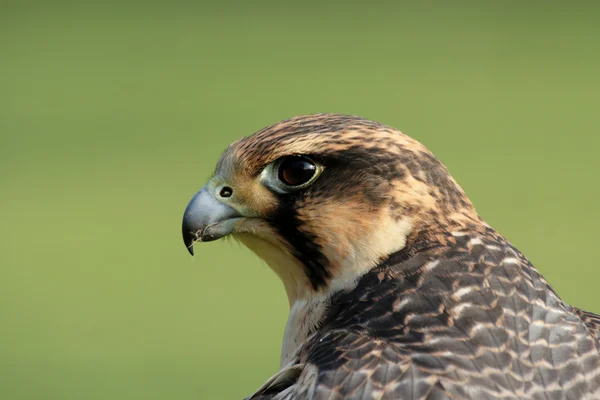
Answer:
247;226;600;399
182;114;600;399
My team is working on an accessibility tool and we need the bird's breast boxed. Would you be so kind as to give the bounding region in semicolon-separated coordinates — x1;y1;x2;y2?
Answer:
281;295;329;367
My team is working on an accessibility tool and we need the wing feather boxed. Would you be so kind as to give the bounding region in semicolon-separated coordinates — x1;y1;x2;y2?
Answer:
247;231;600;399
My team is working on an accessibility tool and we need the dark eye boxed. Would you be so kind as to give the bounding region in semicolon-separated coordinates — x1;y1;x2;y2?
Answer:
278;156;317;187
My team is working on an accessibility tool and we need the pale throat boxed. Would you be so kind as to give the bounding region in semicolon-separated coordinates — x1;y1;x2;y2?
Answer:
234;233;313;306
236;215;412;306
234;215;414;366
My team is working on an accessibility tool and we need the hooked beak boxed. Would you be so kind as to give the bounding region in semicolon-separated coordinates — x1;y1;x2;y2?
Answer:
181;186;243;255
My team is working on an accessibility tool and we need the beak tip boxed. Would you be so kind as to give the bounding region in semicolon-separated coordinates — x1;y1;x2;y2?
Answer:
182;228;197;256
187;245;195;256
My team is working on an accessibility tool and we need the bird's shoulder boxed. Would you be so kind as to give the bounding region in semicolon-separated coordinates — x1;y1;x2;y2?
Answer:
248;228;600;399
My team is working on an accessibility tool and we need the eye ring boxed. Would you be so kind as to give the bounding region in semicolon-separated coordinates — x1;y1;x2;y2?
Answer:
277;156;318;187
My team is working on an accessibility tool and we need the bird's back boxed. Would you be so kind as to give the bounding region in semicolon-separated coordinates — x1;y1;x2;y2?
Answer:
251;226;600;399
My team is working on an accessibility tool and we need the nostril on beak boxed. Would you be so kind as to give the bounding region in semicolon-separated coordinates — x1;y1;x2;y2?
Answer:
219;186;233;198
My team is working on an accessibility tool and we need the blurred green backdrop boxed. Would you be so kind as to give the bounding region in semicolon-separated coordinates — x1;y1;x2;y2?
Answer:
1;2;599;399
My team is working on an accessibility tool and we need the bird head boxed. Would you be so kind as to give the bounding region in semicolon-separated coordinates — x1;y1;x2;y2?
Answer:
182;114;479;305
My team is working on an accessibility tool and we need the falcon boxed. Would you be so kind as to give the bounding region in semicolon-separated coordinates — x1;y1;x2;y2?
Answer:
181;114;600;399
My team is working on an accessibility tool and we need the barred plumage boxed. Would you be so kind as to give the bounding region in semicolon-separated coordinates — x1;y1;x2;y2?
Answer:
182;114;600;399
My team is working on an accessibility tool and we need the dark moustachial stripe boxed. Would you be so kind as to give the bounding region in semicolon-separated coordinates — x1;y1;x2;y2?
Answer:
273;201;332;290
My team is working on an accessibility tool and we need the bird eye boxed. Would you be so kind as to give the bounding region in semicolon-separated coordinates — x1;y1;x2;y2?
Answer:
261;155;322;193
277;156;318;187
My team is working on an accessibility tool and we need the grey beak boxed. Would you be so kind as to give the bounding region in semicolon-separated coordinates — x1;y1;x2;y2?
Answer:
181;186;242;255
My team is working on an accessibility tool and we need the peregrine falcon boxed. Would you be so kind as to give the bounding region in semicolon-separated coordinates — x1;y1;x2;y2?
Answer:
181;114;600;399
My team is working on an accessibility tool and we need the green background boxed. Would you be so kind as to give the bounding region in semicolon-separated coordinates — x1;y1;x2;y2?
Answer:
1;2;599;399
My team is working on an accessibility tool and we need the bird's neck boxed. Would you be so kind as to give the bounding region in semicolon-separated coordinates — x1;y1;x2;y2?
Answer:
239;211;484;366
237;213;415;307
279;213;487;364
